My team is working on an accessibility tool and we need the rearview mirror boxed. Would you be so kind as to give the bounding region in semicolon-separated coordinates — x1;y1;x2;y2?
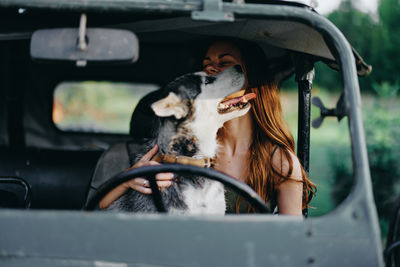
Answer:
30;28;139;66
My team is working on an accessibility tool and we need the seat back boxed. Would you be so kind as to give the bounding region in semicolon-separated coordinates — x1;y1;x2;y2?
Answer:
129;88;164;142
0;177;31;208
0;148;102;209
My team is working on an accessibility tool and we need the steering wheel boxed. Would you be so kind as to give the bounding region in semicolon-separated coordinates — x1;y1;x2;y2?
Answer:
85;164;270;213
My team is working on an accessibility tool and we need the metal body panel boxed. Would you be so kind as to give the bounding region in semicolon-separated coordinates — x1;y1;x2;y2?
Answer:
0;210;381;266
0;1;383;266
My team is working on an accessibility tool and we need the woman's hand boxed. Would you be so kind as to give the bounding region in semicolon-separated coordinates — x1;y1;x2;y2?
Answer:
123;144;174;194
99;144;174;209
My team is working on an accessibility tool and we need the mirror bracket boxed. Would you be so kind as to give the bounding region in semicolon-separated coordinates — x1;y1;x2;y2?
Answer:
76;13;88;67
78;13;88;52
191;0;234;22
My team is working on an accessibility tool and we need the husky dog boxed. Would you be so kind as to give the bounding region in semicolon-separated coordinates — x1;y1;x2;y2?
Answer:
107;65;255;214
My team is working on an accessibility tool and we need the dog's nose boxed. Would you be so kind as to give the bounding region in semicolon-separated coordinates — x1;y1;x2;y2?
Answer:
233;65;243;74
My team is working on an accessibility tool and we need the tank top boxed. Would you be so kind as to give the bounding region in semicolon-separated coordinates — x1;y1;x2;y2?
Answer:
225;187;277;214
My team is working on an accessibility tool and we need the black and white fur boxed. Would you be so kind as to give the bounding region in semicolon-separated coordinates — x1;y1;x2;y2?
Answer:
107;66;249;214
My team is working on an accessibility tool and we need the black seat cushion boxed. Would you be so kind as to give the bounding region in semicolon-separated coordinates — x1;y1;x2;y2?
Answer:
85;90;164;206
0;190;21;208
129;89;165;141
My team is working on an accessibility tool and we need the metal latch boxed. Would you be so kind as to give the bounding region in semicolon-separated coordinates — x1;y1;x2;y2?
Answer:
312;93;347;128
192;0;234;22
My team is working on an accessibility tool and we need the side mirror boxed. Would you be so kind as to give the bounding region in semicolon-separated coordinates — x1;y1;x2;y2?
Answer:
30;28;139;66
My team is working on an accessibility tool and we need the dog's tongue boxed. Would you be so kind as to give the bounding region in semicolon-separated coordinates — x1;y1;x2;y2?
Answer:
220;90;256;107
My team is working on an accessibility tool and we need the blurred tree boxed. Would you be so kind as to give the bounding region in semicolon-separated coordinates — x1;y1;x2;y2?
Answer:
371;0;400;89
330;98;400;239
324;0;400;240
315;0;400;95
314;0;377;92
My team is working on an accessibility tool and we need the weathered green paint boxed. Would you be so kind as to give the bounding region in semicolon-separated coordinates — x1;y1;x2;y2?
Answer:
0;0;384;266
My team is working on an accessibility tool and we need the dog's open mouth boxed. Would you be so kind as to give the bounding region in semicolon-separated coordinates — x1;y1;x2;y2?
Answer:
218;90;256;113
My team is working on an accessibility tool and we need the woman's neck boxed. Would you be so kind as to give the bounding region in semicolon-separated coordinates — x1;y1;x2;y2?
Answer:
218;112;253;156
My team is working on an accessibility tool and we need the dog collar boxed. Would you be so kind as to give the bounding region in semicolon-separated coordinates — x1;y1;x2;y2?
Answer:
152;153;213;168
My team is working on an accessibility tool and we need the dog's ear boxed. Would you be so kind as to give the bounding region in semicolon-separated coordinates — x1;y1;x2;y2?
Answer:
151;92;188;119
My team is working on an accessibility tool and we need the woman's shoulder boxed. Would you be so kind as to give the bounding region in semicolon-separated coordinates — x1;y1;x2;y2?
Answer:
270;146;302;181
270;146;304;215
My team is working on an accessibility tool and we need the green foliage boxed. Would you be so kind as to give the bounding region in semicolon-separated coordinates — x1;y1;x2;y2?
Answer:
328;146;353;206
316;0;400;94
317;0;400;241
329;94;400;238
366;106;400;222
372;81;400;99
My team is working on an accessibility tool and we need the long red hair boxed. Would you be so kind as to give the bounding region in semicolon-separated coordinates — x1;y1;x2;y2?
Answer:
248;82;316;210
214;38;316;212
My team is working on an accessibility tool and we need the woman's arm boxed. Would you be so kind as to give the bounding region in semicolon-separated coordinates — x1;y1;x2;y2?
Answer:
272;149;303;216
99;182;130;209
99;145;174;209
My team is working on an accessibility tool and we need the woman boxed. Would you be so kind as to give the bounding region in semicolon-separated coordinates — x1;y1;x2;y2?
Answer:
99;39;316;215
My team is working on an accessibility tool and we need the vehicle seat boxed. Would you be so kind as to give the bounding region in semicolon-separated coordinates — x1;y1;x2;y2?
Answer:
84;89;163;206
129;88;164;142
0;177;31;208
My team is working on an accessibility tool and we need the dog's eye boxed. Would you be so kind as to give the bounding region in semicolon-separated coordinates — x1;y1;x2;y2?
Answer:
205;76;216;85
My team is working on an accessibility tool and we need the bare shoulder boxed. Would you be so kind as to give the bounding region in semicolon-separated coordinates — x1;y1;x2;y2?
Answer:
271;146;303;182
272;147;304;215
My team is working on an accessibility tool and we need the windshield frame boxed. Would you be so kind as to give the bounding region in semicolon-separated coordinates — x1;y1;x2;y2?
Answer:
0;1;383;266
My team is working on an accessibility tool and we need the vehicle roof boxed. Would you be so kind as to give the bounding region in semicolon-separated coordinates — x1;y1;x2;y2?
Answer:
0;0;371;76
